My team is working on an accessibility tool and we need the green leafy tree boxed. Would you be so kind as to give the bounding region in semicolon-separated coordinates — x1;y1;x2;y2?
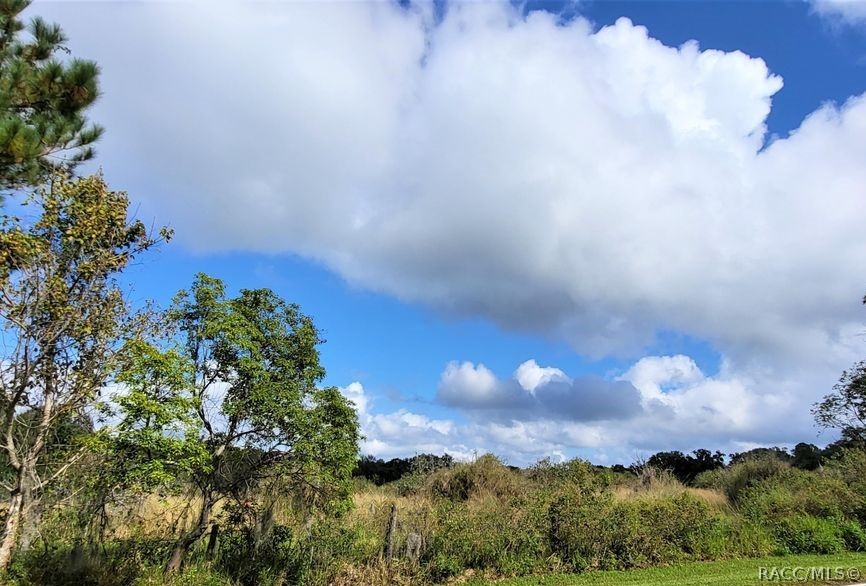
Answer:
107;338;210;491
1;0;102;193
645;449;725;485
813;294;866;447
792;442;822;471
814;360;866;444
118;274;359;573
0;173;166;569
729;446;792;466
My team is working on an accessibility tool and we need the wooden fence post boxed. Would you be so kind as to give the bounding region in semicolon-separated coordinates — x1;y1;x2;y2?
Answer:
384;503;397;562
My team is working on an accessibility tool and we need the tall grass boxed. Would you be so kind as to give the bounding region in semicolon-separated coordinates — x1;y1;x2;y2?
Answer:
6;450;866;585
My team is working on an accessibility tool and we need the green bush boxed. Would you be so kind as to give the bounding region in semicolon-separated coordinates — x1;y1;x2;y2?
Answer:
825;448;866;523
548;484;618;570
708;517;776;558
739;468;860;522
7;538;176;586
694;454;789;503
840;519;866;551
393;470;428;497
216;525;304;586
303;516;382;585
548;485;739;571
612;493;728;567
772;515;846;554
427;493;552;578
423;454;526;502
528;458;613;491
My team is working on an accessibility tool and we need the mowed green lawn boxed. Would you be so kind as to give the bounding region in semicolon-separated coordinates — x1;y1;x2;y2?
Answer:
470;553;866;586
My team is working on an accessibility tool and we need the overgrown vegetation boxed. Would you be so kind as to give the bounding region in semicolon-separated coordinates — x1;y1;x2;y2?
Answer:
3;447;866;585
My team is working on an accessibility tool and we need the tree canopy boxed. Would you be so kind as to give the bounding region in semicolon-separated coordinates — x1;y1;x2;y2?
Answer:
0;0;102;193
814;361;866;444
111;274;360;572
0;172;166;568
645;449;725;484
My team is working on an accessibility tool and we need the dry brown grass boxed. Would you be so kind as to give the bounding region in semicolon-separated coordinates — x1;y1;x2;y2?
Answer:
350;487;439;556
328;560;422;586
419;454;528;502
98;493;204;539
613;467;728;508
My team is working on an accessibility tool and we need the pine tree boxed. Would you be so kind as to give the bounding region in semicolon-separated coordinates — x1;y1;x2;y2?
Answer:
0;0;102;193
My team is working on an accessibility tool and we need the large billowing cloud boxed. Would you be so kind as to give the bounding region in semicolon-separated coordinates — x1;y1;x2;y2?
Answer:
36;1;866;460
42;2;866;359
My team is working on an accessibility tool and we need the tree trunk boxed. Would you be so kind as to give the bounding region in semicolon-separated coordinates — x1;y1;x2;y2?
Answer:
205;524;219;559
0;461;35;570
165;495;213;574
0;490;24;569
17;491;42;555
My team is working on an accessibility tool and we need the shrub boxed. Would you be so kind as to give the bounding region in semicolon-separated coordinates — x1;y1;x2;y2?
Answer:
694;454;789;503
825;448;866;523
548;482;735;571
548;483;618;570
772;515;846;554
7;538;176;586
427;492;552;578
216;513;383;586
709;517;776;558
393;471;428;497
841;519;866;551
216;525;304;586
423;455;526;502
303;517;382;585
618;467;685;500
527;458;612;491
611;493;727;567
738;468;860;522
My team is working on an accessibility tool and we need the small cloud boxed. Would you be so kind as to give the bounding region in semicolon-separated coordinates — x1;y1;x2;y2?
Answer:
340;381;369;416
515;359;571;393
437;359;643;422
809;0;866;27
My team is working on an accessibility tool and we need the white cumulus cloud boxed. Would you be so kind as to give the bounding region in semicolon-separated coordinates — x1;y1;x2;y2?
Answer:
33;1;866;458
515;359;571;393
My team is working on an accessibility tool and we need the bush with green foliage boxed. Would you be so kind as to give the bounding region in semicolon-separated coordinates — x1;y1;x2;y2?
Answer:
549;488;743;570
694;453;790;503
738;468;860;522
825;448;866;523
422;454;527;502
216;525;305;586
772;515;847;554
428;492;553;579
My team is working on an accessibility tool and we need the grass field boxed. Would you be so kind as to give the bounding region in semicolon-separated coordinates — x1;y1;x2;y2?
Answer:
470;553;866;585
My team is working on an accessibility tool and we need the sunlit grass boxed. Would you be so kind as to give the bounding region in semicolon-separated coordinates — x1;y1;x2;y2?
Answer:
472;553;866;585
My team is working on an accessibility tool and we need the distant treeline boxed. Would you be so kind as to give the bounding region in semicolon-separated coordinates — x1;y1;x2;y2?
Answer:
353;453;457;485
354;434;864;487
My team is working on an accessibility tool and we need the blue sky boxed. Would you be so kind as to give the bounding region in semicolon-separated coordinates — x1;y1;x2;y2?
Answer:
32;0;866;464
